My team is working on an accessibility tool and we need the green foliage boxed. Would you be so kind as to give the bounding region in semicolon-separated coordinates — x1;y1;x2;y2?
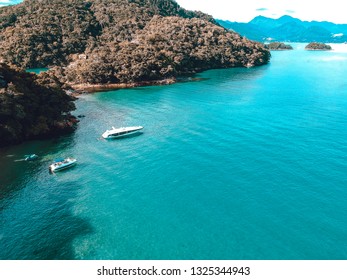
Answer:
0;0;101;68
59;16;270;84
0;0;270;85
0;63;76;146
0;0;216;68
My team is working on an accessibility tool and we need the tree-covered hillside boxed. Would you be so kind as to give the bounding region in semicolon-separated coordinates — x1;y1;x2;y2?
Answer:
0;63;77;146
0;0;270;86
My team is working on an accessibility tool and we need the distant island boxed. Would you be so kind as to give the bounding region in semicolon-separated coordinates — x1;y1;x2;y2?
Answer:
265;42;293;50
305;42;332;50
217;15;347;43
0;0;270;91
0;63;77;147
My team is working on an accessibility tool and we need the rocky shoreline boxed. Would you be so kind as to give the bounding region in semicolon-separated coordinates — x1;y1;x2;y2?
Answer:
70;78;176;93
0;63;77;147
0;0;270;85
0;0;271;147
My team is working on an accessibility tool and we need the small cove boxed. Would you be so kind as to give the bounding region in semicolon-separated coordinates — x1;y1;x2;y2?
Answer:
1;43;347;259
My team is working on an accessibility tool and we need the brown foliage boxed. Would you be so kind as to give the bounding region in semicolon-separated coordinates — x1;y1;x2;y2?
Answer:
0;63;76;146
266;42;293;50
305;42;332;50
0;0;270;85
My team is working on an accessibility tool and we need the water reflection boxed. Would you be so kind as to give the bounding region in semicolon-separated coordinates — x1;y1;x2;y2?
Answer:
0;179;94;259
195;65;270;84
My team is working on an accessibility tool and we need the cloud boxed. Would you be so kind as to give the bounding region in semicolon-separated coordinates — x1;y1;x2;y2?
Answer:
256;8;268;11
285;9;295;14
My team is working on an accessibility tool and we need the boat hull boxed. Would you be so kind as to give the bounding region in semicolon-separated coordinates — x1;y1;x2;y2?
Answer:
49;159;77;172
102;126;143;139
102;129;143;139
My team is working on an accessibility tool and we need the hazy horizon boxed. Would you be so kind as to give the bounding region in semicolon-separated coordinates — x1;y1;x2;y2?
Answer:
1;0;347;24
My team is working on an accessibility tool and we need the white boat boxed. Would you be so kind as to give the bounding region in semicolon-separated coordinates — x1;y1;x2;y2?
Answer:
102;126;143;139
49;157;77;172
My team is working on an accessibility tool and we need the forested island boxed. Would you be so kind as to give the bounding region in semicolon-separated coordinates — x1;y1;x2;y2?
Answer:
0;0;270;89
265;42;293;50
0;64;77;147
0;0;271;146
305;42;332;50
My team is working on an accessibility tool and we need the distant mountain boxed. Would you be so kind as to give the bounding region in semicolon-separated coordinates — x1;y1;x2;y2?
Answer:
216;21;266;42
217;15;347;43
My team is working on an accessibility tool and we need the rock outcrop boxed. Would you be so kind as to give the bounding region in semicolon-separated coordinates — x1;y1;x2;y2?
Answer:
266;42;293;50
0;63;77;147
305;42;332;50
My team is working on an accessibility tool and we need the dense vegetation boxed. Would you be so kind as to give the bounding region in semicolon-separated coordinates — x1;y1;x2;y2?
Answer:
305;42;332;50
0;0;270;86
266;42;293;50
56;16;270;85
0;63;77;147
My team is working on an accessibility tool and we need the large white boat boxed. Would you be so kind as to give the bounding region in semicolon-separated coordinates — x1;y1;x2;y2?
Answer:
102;126;143;139
49;158;77;172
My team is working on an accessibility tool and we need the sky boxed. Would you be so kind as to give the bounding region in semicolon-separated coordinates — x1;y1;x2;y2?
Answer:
0;0;346;24
176;0;347;23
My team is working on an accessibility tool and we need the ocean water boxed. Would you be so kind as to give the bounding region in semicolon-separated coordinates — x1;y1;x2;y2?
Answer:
26;68;49;74
1;43;347;260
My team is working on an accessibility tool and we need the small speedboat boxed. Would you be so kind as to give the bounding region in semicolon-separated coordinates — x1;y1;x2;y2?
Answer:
49;158;77;172
24;154;38;161
102;126;143;139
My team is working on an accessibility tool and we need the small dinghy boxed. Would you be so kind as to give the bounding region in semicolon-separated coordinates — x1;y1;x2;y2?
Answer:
24;154;38;161
49;158;77;173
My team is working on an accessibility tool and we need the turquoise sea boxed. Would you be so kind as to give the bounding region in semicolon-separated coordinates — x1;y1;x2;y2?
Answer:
1;43;347;260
